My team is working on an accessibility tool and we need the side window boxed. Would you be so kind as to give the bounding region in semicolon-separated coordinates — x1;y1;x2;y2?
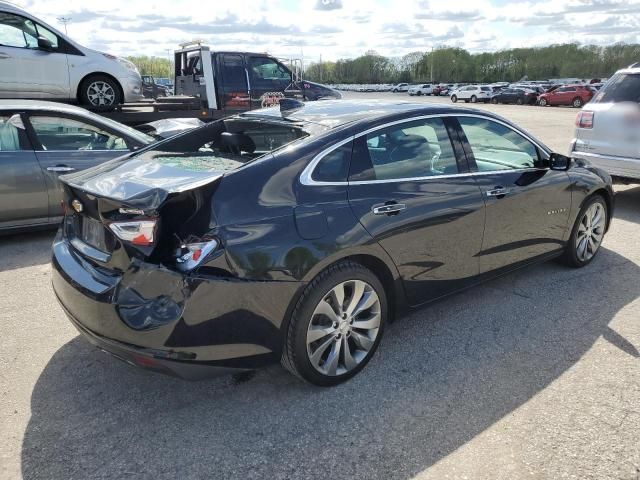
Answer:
249;57;291;83
350;118;459;181
0;13;58;49
0;115;27;151
458;117;540;171
0;12;36;48
311;141;352;183
29;116;129;151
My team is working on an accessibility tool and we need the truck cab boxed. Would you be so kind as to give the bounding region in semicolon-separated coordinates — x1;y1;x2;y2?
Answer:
174;44;341;115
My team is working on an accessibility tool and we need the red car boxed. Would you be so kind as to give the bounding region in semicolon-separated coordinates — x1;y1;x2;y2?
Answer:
538;85;594;108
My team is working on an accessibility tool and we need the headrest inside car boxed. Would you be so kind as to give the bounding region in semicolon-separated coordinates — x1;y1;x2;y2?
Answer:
220;132;256;154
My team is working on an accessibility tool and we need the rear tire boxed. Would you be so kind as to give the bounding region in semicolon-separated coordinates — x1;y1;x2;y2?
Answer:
491;97;498;104
560;195;608;268
572;97;583;108
470;95;477;103
281;261;387;386
516;97;524;105
451;95;457;103
79;75;122;112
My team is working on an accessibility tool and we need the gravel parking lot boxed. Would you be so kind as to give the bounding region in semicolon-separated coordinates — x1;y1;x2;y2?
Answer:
1;96;639;480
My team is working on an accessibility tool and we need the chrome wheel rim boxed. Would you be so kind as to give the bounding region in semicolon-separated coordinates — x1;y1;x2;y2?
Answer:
573;98;581;107
306;280;381;376
576;202;606;262
87;81;116;106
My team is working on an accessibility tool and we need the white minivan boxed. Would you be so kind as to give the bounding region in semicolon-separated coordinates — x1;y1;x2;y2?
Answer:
0;2;143;111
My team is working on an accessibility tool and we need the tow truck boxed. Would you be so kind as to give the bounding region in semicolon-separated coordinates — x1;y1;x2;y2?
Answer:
99;42;341;126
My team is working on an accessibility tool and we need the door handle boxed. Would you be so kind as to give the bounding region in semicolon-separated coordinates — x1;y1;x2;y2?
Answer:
46;166;76;172
372;203;406;215
485;187;510;198
0;53;11;59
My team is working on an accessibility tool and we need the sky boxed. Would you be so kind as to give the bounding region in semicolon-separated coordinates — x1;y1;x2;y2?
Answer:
17;0;640;63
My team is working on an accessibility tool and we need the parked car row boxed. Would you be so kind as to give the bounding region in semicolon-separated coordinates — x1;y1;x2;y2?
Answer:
447;83;597;107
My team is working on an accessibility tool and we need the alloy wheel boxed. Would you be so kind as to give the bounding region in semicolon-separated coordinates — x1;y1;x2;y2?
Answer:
306;279;381;376
573;98;583;108
87;81;116;107
576;202;606;262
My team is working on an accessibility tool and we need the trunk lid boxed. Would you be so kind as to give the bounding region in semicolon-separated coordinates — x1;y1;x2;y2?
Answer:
60;156;226;271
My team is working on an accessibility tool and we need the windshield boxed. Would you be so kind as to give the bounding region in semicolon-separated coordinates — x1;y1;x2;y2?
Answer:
131;118;309;173
593;73;640;103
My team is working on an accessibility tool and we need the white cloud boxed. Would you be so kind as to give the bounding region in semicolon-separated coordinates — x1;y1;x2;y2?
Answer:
16;0;640;62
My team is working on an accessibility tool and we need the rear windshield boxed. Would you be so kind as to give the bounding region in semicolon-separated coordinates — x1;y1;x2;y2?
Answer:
132;118;309;173
593;73;640;103
480;87;491;91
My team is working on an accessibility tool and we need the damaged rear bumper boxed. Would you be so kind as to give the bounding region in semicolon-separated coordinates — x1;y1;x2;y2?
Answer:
51;232;304;380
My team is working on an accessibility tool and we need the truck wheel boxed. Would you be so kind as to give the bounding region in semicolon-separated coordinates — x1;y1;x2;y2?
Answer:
79;75;121;111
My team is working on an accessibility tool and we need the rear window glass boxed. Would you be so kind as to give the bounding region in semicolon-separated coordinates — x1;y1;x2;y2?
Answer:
593;73;640;103
480;87;491;91
133;118;309;173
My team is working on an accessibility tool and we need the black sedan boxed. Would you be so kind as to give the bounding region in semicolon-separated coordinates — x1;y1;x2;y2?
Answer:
52;100;613;386
490;88;537;105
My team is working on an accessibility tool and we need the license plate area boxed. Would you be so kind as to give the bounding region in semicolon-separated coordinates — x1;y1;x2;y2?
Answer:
81;216;108;252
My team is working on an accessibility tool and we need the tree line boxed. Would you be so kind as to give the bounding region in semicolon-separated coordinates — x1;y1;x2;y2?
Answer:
304;44;640;84
126;56;173;78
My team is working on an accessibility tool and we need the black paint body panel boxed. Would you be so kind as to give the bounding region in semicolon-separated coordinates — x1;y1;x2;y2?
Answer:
52;101;614;379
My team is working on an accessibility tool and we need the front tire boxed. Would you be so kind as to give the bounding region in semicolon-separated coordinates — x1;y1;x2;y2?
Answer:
491;97;498;104
539;98;548;106
561;195;608;268
572;97;583;108
79;75;122;111
516;97;524;105
470;95;477;103
282;261;387;386
451;95;457;103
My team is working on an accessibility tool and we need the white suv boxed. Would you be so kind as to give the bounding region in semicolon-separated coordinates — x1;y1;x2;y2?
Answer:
0;2;143;111
450;85;493;103
570;64;640;182
408;84;434;96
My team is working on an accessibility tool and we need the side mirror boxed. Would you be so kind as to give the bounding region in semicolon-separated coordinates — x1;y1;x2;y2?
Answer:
37;36;54;50
549;153;571;171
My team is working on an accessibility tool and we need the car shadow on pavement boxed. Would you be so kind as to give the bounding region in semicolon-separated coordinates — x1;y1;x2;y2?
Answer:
21;246;640;480
0;230;55;272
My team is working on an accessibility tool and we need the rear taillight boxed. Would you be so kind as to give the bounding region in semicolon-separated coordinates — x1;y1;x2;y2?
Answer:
576;111;594;129
175;238;218;272
109;220;157;246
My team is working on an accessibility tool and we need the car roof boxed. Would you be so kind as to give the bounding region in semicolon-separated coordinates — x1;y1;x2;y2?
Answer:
0;99;103;116
240;99;532;132
0;1;30;15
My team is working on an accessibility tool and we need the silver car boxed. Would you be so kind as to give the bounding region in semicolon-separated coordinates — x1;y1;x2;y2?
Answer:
0;100;154;233
0;1;144;110
570;64;640;182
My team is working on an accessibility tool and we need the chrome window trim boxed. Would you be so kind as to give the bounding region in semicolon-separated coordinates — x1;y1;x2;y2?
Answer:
299;113;551;186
